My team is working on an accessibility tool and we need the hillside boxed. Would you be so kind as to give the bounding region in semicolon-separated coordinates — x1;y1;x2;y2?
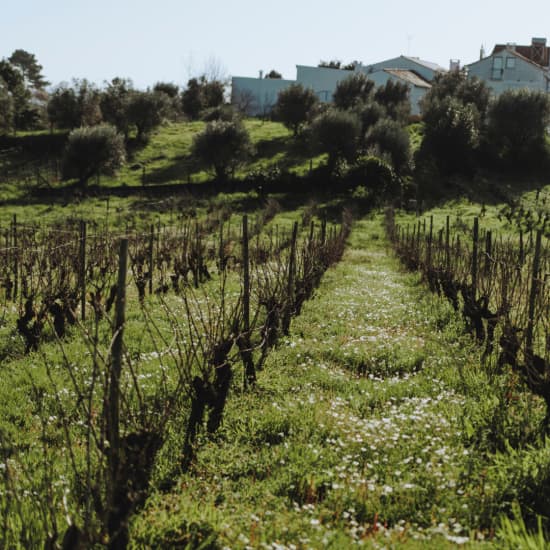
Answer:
0;121;549;548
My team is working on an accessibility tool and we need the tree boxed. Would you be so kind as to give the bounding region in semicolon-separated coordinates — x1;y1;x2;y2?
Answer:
100;77;133;138
181;77;225;120
47;79;102;129
420;96;481;174
126;90;168;142
366;118;411;174
153;82;179;98
374;80;411;123
265;70;282;79
8;49;49;89
191;119;252;181
424;71;490;120
62;124;125;187
0;59;34;130
310;109;361;173
333;73;374;110
355;101;386;140
0;77;14;134
419;70;490;175
318;60;342;69
274;84;318;136
487;89;550;163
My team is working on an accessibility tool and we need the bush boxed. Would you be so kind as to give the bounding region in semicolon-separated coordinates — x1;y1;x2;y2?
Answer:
487;89;550;165
310;109;361;174
274;84;318;136
191;120;252;181
62;124;125;187
366;118;411;174
420;96;481;175
333;73;374;110
201;105;238;122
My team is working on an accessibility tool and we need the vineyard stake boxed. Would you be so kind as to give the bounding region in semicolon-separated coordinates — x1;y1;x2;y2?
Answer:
106;238;128;542
79;220;87;321
525;230;543;359
472;217;479;297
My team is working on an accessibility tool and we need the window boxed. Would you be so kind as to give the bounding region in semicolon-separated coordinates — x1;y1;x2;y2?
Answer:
506;57;516;69
492;56;503;80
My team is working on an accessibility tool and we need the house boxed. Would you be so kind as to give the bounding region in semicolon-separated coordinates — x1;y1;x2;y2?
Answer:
360;55;445;83
231;55;442;116
465;38;550;95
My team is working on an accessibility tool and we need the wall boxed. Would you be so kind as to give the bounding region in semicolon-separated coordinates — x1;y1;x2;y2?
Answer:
466;52;549;94
295;65;355;102
231;77;295;116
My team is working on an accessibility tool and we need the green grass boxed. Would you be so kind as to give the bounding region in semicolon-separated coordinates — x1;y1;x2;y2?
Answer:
127;214;550;548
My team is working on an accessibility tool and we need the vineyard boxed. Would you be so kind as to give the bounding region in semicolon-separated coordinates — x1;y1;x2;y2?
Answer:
386;195;550;430
0;199;352;547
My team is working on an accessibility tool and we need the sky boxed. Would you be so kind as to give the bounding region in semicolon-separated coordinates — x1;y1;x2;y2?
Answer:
3;0;550;90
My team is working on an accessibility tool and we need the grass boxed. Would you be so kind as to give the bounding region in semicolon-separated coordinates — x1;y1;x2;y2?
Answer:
1;121;550;547
127;214;550;548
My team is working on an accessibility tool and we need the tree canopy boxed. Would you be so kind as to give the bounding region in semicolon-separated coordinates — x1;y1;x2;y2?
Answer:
192;119;252;181
274;84;318;136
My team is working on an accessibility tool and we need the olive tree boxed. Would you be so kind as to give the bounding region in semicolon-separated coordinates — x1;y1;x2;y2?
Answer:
366;118;411;174
274;84;318;136
191;120;252;181
487;89;550;163
333;73;374;110
62;124;125;187
310;109;361;173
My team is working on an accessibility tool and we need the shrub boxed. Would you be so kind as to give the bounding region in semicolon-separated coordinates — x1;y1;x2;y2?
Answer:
333;73;374;110
274;84;318;136
62;124;125;187
487;89;550;165
310;109;361;174
366;118;411;174
191;120;252;181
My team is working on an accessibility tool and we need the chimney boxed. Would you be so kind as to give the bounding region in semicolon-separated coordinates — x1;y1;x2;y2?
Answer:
480;44;485;60
449;59;460;72
259;70;263;79
531;38;547;65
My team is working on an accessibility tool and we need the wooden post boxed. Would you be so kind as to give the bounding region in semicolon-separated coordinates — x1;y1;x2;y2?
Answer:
427;215;433;270
484;230;492;277
283;222;299;335
240;215;255;387
525;230;542;359
79;221;87;321
12;214;18;302
106;238;128;543
471;217;479;297
148;224;154;295
445;215;450;271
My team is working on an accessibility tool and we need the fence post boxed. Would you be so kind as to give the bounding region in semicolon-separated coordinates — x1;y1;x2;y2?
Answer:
12;214;18;303
240;215;255;387
79;220;87;321
471;217;479;297
525;230;542;360
106;238;128;544
148;224;154;295
283;222;299;335
484;230;492;277
445;215;450;271
427;215;433;270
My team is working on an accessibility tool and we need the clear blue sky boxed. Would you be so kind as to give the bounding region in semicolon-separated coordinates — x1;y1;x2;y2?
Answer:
2;0;550;89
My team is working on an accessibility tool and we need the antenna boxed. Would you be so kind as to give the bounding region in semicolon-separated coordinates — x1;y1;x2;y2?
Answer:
407;35;413;55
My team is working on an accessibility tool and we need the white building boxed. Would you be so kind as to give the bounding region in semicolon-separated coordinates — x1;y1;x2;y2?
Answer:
231;55;444;117
465;38;550;95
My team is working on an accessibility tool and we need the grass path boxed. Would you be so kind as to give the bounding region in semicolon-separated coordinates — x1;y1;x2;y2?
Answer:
130;216;544;548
